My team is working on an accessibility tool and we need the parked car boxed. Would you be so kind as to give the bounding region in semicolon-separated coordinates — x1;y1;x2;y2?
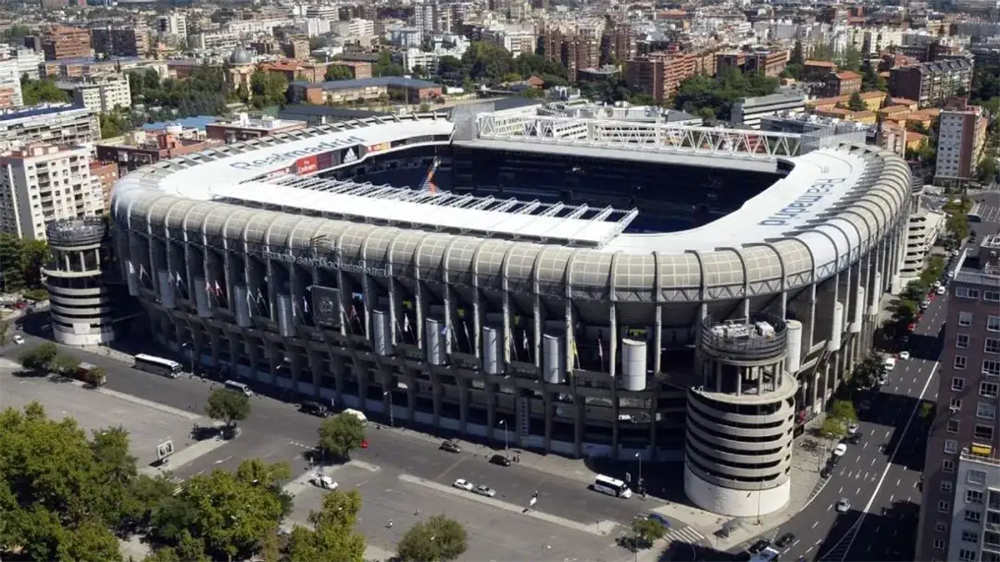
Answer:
440;440;462;453
453;478;474;491
299;401;330;417
833;443;847;457
820;466;833;478
836;498;851;512
646;513;671;528
847;423;859;435
473;485;496;497
883;357;897;371
898;351;910;360
920;298;931;310
748;539;771;554
775;532;795;548
937;285;947;295
310;474;337;489
489;454;512;467
11;334;23;345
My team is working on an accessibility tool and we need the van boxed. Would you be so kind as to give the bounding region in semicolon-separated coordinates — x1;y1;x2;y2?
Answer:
342;408;367;424
224;380;253;397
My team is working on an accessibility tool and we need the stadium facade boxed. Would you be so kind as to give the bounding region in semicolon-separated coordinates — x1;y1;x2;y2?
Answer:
111;108;912;516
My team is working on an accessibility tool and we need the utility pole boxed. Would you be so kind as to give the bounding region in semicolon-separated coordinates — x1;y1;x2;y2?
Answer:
384;390;394;427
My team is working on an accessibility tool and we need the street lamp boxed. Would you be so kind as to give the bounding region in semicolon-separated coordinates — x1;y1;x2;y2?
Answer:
499;418;508;458
634;451;642;496
181;341;194;374
383;390;394;427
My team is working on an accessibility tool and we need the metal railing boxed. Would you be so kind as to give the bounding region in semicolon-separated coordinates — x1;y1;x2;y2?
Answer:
46;217;107;246
699;314;787;361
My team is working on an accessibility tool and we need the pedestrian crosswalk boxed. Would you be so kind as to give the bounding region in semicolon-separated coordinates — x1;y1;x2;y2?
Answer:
663;525;706;545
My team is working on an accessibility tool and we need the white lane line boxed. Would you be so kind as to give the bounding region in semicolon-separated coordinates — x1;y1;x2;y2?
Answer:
838;486;844;494
793;539;801;547
856;487;861;495
812;521;820;529
896;479;901;486
889;494;894;503
885;430;891;438
806;546;814;554
839;362;939;560
871;457;876;466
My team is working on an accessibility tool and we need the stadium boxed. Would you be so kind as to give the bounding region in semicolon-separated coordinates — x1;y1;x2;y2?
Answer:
111;106;912;516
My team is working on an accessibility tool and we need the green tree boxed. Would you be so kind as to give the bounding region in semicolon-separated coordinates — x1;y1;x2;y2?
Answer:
324;65;354;81
317;413;365;460
396;515;467;562
250;70;289;109
99;111;133;139
947;211;970;241
978;156;998;183
840;45;862;72
821;416;847;439
1;24;32;43
374;50;404;77
460;41;514;84
850;356;883;389
830;399;858;424
21;76;70;105
205;389;251;433
283;490;366;562
630;518;666;549
847;91;866;112
790;40;804;65
51;353;81;376
19;342;58;372
20;238;50;288
861;60;886;92
0;234;26;291
437;55;463;77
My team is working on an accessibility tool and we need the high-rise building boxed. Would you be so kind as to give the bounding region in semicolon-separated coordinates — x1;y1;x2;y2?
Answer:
917;234;1000;562
543;22;604;82
935;103;989;186
0;104;100;151
0;58;23;109
56;74;132;114
624;52;696;104
0;144;104;240
41;25;92;61
156;13;187;39
91;25;150;58
889;58;975;108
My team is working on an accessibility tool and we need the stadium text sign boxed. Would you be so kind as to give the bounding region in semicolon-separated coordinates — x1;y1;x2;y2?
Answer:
758;177;846;226
263;250;389;277
228;136;366;170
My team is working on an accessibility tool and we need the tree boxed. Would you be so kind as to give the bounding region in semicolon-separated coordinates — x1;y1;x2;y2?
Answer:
630;518;666;549
283;490;365;562
861;60;886;92
317;413;365;460
373;50;404;77
437;55;463;77
674;68;779;121
460;41;514;84
847;91;866;112
19;342;58;372
830;399;858;424
205;389;251;433
978;156;998;184
324;65;354;81
396;515;467;562
99;111;133;139
250;71;288;109
821;416;847;440
0;234;26;291
850;356;883;389
1;24;32;43
840;45;862;72
51;353;81;376
19;238;50;288
790;40;804;66
21;76;70;105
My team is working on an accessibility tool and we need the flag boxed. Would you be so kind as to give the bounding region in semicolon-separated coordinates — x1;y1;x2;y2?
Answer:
303;295;309;314
214;280;222;296
138;263;146;278
127;260;135;275
403;313;411;334
246;286;254;317
175;271;183;286
462;320;470;347
256;288;265;304
572;339;580;369
522;329;529;356
205;279;211;294
596;333;604;369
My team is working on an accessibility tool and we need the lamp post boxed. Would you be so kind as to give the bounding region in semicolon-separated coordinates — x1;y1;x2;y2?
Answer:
383;390;394;427
499;418;508;458
634;451;642;496
181;341;194;374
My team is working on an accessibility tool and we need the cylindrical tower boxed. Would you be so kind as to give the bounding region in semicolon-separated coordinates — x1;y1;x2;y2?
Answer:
684;315;797;517
44;218;117;345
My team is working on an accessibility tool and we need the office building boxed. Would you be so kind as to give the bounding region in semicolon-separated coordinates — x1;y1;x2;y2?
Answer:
0;104;100;151
820;71;862;98
731;92;807;129
205;114;307;144
625;53;696;104
156;14;187;39
41;26;91;61
91;25;149;58
0;57;23;109
918;234;1000;561
935;104;989;187
0;144;104;240
57;74;132;114
890;58;975;108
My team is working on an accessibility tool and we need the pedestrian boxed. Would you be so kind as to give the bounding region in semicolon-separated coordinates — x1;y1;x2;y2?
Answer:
387;519;393;529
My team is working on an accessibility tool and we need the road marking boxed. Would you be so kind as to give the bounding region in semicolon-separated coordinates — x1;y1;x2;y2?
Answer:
871;457;876;465
838;361;939;561
896;479;901;487
856;487;861;496
806;546;814;554
885;430;891;438
213;455;232;465
812;521;820;529
889;495;894;503
793;539;800;547
838;486;843;494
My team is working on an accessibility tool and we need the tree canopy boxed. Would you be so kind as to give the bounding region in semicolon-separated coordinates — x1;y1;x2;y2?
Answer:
673;68;779;121
324;65;354;81
396;515;467;562
847;91;866;112
21;77;70;106
284;489;366;562
317;413;365;460
249;70;288;109
127;66;228;121
205;389;251;431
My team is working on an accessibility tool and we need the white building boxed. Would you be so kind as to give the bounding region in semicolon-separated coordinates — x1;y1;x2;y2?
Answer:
731;92;807;129
0;104;100;152
8;46;42;81
899;205;946;283
0;58;23;109
936;105;989;186
483;25;537;58
190;31;240;51
946;452;1000;562
0;144;104;240
156;13;188;39
57;74;132;114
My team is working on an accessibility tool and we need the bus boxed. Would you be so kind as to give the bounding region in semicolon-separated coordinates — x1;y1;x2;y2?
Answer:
592;474;632;498
134;354;183;378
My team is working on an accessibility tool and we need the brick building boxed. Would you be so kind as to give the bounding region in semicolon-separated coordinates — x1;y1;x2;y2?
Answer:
625;52;696;103
889;58;974;108
95;130;221;174
821;70;862;97
41;25;91;60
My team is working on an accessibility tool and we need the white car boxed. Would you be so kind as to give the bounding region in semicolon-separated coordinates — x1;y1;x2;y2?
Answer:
833;443;848;457
309;474;338;489
847;423;860;436
836;498;851;513
11;334;23;345
936;286;946;295
473;484;496;497
898;351;910;360
453;478;474;491
883;357;897;371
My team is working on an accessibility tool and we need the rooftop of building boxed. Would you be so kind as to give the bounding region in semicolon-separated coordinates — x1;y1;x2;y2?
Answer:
0;103;91;123
45;55;144;65
955;233;1000;285
835;70;861;80
142;116;218;132
208;113;306;131
804;59;837;67
736;91;807;106
293;76;442;90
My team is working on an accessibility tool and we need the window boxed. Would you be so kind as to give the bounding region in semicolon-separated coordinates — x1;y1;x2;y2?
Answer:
960;312;974;327
961;529;979;542
960;548;978;561
937;521;949;532
985;360;1000;377
989;316;1000;332
982;382;999;398
935;538;946;550
946;439;960;454
976;424;994;441
969;470;988;486
979;403;997;420
957;287;981;299
949;419;961;433
958;334;971;349
953;398;965;411
941;499;953;512
966;510;982;523
945;459;957;472
968;489;985;504
986;290;1000;302
987;339;1000;354
955;377;968;391
957;356;968;370
943;480;955;492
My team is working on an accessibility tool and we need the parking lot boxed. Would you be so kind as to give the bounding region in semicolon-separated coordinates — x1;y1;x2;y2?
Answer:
285;461;627;562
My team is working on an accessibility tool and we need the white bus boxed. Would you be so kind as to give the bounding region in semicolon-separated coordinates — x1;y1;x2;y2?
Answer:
592;474;632;498
134;354;183;378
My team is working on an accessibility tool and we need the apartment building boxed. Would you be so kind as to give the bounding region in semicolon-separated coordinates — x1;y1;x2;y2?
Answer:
483;26;537;58
731;91;807;129
935;104;989;186
624;53;696;104
8;46;42;80
889;58;975;108
88;159;117;210
156;13;187;39
918;235;1000;562
0;104;100;151
41;25;91;60
57;74;132;114
715;50;788;77
205;114;307;144
91;25;149;58
899;206;947;283
0;58;23;109
820;70;862;97
0;144;103;240
542;22;604;82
